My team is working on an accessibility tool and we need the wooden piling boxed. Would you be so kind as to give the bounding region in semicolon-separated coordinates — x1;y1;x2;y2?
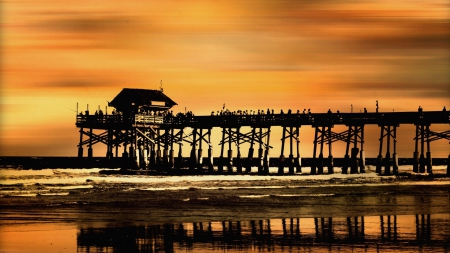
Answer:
419;124;426;173
197;128;203;170
78;127;84;158
289;126;295;175
342;125;351;174
350;126;359;174
392;126;398;175
218;128;225;173
311;127;318;175
359;126;365;173
88;128;93;158
295;126;302;173
227;128;233;173
413;125;419;173
376;126;384;174
177;128;183;170
190;128;197;171
318;126;325;174
236;127;242;174
327;126;334;174
278;126;286;175
263;127;271;174
426;125;432;174
246;127;256;173
207;129;214;172
384;125;391;175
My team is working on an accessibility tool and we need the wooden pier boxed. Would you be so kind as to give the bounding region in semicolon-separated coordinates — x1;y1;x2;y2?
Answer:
76;88;450;175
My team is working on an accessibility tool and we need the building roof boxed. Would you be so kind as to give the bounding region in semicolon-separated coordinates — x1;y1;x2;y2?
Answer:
109;88;177;110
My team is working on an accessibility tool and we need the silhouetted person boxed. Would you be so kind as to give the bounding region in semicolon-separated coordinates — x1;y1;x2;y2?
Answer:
364;108;367;113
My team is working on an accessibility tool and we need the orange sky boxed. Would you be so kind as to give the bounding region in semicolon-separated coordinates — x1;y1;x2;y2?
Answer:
1;0;449;156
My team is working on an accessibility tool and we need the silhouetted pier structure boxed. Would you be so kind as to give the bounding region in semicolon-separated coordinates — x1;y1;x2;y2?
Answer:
76;88;450;175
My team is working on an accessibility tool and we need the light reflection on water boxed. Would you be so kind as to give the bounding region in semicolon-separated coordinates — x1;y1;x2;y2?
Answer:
3;214;447;253
73;214;448;253
1;167;450;252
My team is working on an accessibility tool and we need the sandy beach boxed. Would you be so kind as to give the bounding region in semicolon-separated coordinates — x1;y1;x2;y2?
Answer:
1;166;449;252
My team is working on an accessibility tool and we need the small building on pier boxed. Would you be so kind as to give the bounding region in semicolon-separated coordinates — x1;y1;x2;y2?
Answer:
109;88;177;114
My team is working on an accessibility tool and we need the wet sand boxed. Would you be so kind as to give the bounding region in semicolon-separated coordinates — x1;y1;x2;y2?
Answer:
1;167;450;252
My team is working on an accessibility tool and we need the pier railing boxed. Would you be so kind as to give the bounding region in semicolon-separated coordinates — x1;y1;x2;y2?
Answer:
77;111;449;128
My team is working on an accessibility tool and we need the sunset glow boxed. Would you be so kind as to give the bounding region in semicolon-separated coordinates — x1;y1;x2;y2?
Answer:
1;0;449;156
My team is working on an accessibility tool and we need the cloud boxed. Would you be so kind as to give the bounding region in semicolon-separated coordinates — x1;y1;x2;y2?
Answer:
38;79;113;89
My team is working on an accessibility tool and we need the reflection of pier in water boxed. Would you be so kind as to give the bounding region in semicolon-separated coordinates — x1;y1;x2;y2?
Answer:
77;214;449;252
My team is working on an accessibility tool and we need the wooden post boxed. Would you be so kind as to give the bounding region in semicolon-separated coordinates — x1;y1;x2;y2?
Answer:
413;125;419;173
393;126;398;174
236;127;242;174
177;128;184;170
263;127;271;174
278;126;286;175
350;126;359;174
246;127;256;173
227;128;233;173
359;126;365;173
169;128;175;170
376;126;384;174
198;128;203;170
342;125;351;174
318;126;325;174
258;128;264;174
327;126;334;174
190;128;197;172
218;128;225;173
88;128;93;158
295;126;302;173
311;127;318;175
78;128;84;158
419;125;425;173
289;126;295;175
426;125;432;174
207;128;214;172
384;125;391;175
163;128;169;168
156;129;162;168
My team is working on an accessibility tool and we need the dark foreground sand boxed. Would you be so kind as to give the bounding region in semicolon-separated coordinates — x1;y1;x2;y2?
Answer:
1;171;450;252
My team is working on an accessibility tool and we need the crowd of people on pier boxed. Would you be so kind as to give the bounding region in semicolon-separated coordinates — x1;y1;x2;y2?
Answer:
77;105;446;125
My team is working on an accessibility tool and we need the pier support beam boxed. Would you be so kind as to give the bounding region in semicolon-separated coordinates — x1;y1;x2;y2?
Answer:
295;126;302;173
246;128;256;173
207;129;214;172
278;126;286;175
189;128;198;172
263;127;271;174
197;128;203;170
227;128;233;173
78;127;84;158
311;127;318;175
376;126;384;174
88;128;93;158
218;128;225;173
327;126;334;174
236;127;242;174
